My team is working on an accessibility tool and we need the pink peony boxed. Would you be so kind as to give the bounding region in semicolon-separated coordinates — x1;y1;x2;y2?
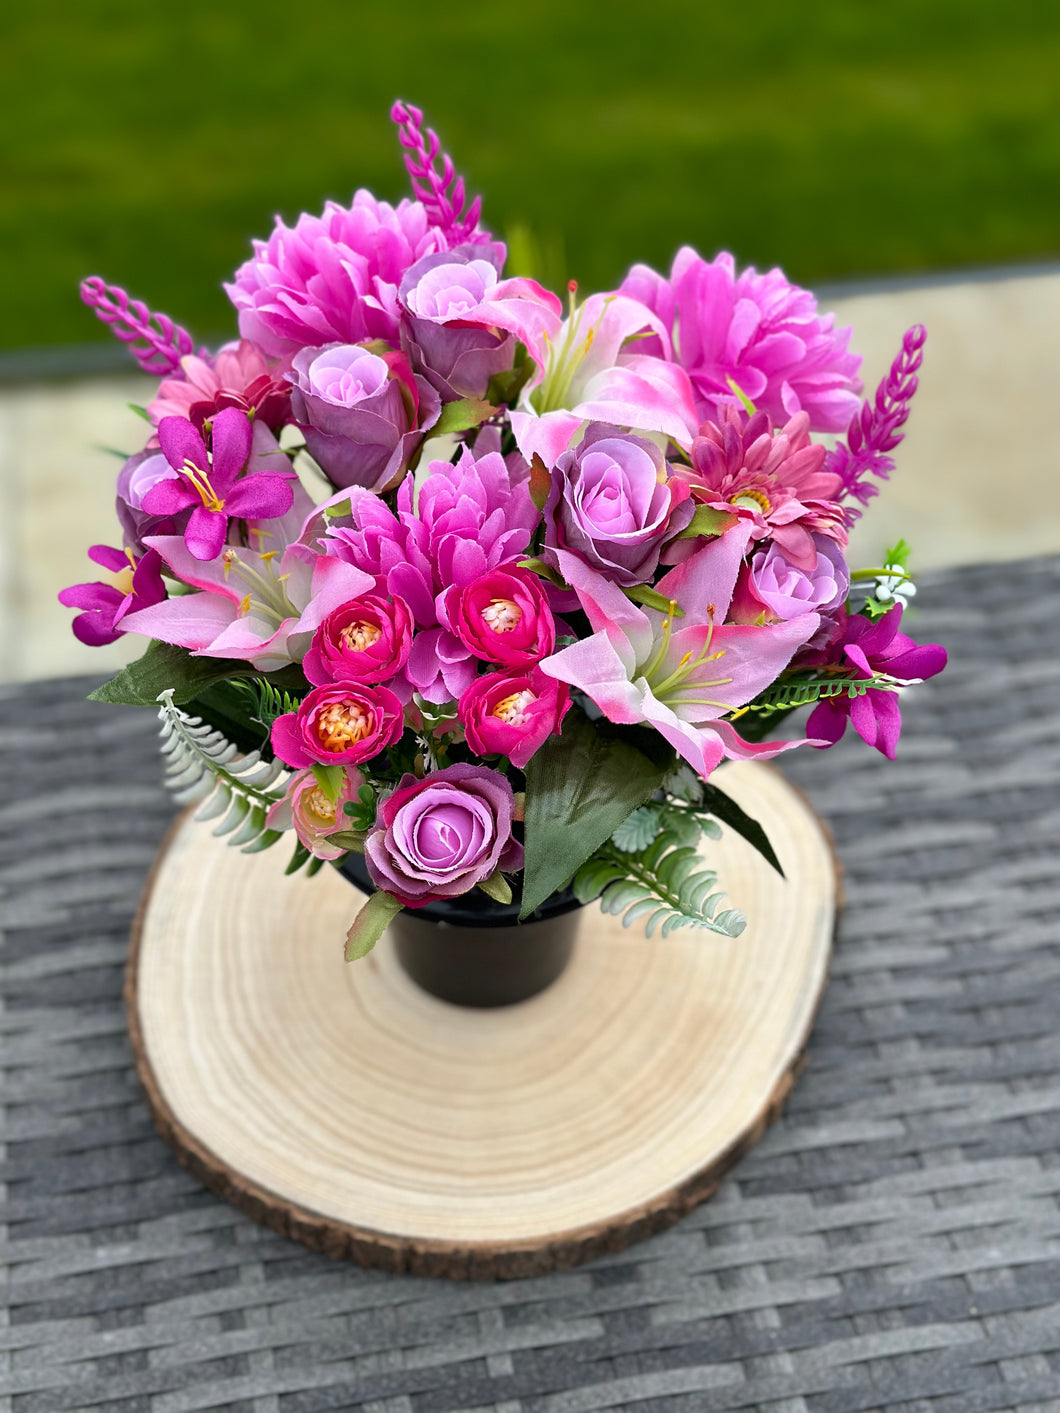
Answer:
459;666;570;768
271;682;405;769
620;248;862;432
303;594;414;688
364;763;523;907
225;192;447;358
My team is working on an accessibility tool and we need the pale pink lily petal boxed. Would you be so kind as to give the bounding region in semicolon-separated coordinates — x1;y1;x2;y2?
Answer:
655;525;754;622
637;691;727;778
538;632;645;723
121;590;237;649
507;409;583;466
465;276;562;371
575;354;699;448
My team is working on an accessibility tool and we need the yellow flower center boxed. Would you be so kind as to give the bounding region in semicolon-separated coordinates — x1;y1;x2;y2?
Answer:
340;620;383;653
315;701;374;752
305;788;336;824
492;688;536;724
181;458;225;513
482;597;522;632
730;488;771;514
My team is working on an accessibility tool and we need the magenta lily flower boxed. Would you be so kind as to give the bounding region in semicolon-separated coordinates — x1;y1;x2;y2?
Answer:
539;529;823;779
140;407;294;561
805;605;947;759
58;545;165;647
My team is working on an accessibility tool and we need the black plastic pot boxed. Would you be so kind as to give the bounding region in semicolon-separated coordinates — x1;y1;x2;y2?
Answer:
337;854;582;1008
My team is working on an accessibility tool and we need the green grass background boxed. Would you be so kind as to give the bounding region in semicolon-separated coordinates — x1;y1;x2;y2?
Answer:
5;0;1060;350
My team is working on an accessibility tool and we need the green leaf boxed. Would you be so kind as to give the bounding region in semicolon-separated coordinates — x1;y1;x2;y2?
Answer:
89;640;307;707
485;343;533;406
623;583;685;615
699;780;784;877
517;556;566;588
611;805;661;853
311;763;345;805
345;890;404;961
324;830;366;854
128;403;151;421
433;396;495;437
521;708;667;918
670;504;736;541
477;868;513;904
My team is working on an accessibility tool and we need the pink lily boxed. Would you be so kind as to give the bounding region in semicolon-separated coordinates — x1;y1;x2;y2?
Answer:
509;291;700;467
140;407;295;561
122;482;375;671
538;528;822;779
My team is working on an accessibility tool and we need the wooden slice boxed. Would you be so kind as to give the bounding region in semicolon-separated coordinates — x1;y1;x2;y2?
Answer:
128;761;838;1279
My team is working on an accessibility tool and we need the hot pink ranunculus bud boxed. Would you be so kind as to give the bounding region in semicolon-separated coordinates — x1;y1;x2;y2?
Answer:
459;666;570;768
270;682;405;769
303;594;414;688
445;565;556;667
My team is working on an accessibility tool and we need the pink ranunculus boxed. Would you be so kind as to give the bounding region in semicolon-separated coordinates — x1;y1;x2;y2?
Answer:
270;682;405;769
445;565;555;667
225;191;446;358
364;763;523;907
619;247;863;433
288;343;441;492
266;767;364;861
303;594;414;688
459;666;570;768
148;340;291;434
543;423;693;586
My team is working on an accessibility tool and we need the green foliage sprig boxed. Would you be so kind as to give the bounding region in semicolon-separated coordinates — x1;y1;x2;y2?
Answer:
156;689;288;854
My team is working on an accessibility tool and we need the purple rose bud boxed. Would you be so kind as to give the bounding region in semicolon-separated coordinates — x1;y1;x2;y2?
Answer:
364;763;524;907
288;343;441;492
542;423;694;587
116;448;181;552
750;534;850;620
399;244;515;401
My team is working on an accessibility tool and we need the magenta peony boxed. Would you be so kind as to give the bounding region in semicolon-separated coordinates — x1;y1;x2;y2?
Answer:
620;248;862;433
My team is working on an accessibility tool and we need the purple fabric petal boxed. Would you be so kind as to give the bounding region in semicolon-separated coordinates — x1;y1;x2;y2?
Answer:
224;474;295;522
140;479;199;516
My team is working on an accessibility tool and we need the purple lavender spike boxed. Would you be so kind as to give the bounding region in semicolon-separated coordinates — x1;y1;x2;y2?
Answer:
827;324;927;519
390;100;485;245
80;277;197;376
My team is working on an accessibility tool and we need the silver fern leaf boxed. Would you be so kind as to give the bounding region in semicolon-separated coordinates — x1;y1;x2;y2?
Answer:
573;830;746;940
156;689;289;854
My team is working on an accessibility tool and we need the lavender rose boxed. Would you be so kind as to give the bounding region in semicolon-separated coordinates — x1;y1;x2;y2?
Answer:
288;343;441;492
398;244;514;401
750;535;850;620
542;423;694;587
364;763;523;907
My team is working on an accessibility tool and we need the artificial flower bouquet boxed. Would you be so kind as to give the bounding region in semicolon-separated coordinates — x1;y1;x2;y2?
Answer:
63;102;946;959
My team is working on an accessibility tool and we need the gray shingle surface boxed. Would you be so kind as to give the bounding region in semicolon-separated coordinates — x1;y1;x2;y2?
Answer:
1;556;1058;1412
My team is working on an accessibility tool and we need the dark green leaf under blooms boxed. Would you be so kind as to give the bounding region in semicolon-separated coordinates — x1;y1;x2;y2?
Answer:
89;640;307;708
699;780;784;877
345;890;404;962
521;708;668;919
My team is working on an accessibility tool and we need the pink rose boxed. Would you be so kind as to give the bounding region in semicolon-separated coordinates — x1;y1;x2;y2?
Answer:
364;763;524;907
445;565;555;667
303;595;414;688
270;682;404;768
459;666;571;768
266;767;363;860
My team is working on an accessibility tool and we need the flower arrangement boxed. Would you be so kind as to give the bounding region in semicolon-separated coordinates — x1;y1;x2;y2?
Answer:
63;102;946;959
